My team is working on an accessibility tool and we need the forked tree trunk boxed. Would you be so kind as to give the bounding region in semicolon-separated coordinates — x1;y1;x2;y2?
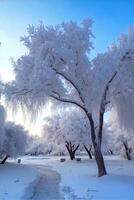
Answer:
1;155;9;164
51;68;117;177
65;141;79;160
88;72;117;176
84;145;92;159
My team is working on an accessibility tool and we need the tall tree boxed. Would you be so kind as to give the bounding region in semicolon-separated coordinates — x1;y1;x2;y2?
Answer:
4;20;134;176
3;19;112;176
93;28;134;136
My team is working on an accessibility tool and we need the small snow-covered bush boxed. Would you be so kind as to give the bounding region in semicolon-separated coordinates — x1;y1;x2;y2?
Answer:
0;122;28;163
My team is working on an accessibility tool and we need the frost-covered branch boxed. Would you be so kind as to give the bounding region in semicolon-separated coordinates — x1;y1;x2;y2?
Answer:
10;88;33;96
98;71;118;146
53;68;85;105
50;93;86;112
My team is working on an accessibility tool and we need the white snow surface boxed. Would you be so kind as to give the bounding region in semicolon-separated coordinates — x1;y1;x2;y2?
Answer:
0;161;38;200
0;156;134;200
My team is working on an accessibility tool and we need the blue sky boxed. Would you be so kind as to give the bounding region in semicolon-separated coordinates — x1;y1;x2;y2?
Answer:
0;0;134;80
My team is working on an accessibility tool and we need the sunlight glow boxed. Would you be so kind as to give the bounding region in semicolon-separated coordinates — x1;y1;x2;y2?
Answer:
5;102;53;136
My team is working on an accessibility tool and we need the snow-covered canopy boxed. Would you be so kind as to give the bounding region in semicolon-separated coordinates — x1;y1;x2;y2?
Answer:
93;27;134;133
4;19;99;118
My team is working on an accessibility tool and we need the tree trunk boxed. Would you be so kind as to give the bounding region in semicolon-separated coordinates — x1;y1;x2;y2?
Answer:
126;151;131;160
84;145;92;159
94;146;107;177
109;149;113;155
65;146;75;160
123;142;131;160
91;72;117;176
69;151;75;160
87;112;107;177
1;155;9;164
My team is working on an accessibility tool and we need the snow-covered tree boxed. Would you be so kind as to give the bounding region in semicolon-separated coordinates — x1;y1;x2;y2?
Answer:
61;108;92;160
108;109;134;160
0;122;28;164
41;106;93;159
117;134;133;160
4;19;109;176
5;17;134;176
93;28;134;160
42;112;64;155
26;135;46;155
93;28;134;138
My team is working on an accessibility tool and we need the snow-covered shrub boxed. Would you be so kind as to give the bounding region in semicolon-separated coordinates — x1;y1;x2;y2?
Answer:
0;122;28;163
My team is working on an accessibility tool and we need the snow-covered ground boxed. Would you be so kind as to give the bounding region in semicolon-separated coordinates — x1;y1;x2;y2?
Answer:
0;161;38;200
0;156;134;200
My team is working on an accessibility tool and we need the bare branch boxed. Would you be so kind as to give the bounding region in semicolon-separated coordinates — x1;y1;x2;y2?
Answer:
84;144;92;159
74;144;79;153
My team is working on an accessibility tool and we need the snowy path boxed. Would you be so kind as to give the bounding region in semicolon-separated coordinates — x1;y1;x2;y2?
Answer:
22;165;64;200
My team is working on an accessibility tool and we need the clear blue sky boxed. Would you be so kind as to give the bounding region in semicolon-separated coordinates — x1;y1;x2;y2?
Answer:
0;0;134;76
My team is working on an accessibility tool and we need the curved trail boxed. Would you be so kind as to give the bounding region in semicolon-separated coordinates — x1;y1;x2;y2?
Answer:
22;165;64;200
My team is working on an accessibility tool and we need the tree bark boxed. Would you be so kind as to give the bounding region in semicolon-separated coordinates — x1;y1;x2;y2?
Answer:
123;142;131;160
98;72;117;146
65;141;79;160
86;112;107;177
109;149;113;155
94;146;107;177
1;155;9;164
84;145;92;159
88;72;117;176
